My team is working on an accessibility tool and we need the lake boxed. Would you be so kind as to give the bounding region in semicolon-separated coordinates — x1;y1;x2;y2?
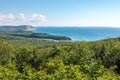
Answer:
32;27;120;41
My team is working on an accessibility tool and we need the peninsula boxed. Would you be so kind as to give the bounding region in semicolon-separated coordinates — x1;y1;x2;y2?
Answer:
0;25;34;31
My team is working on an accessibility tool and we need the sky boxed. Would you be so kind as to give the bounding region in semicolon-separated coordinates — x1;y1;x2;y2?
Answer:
0;0;120;27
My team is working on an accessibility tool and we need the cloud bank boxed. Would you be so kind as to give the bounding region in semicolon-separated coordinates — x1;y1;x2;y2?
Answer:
0;13;47;25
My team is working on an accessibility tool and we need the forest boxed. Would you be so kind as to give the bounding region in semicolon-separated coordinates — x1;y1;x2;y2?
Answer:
0;32;120;80
0;31;71;40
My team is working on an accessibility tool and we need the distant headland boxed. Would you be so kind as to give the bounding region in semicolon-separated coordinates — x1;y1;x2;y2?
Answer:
0;25;71;40
0;25;34;31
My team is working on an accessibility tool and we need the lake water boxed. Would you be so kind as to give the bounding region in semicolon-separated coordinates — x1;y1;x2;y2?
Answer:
32;27;120;41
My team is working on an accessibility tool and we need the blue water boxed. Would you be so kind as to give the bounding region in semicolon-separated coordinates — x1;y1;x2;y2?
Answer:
32;27;120;41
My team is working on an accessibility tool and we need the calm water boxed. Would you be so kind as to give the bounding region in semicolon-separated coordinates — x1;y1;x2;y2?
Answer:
32;27;120;41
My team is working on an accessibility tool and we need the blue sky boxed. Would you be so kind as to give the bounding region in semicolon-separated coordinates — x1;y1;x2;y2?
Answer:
0;0;120;27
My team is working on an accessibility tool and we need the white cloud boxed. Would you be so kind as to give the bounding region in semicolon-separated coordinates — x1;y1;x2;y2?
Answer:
18;13;26;21
29;13;47;24
0;13;47;25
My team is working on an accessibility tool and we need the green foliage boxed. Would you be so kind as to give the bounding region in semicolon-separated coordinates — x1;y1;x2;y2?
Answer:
15;48;34;72
47;59;88;80
0;37;120;79
0;40;14;65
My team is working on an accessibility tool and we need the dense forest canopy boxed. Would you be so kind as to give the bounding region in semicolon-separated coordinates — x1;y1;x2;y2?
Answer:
0;34;120;79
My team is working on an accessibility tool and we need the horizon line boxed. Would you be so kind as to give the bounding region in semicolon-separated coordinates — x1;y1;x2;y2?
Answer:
0;25;120;28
